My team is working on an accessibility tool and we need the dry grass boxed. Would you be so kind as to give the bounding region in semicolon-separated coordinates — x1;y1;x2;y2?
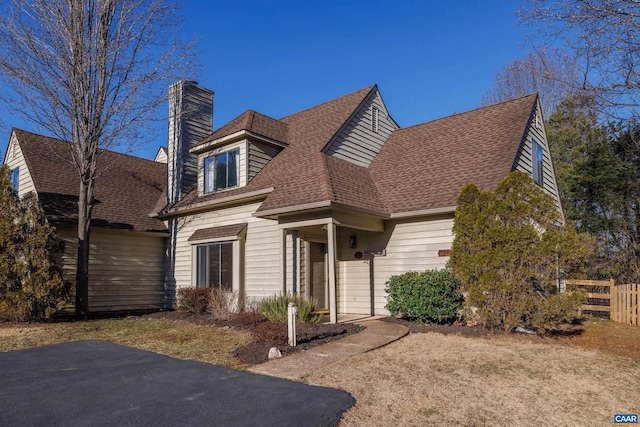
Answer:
561;318;640;360
0;318;253;369
305;331;640;427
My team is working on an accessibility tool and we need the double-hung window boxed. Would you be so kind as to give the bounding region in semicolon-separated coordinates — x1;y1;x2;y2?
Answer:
196;242;233;290
204;149;239;193
532;141;544;187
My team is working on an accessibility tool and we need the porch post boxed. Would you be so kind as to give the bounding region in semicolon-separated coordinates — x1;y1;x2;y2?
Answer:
280;228;287;294
327;221;337;324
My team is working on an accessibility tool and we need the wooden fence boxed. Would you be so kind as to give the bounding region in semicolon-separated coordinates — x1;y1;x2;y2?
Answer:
566;279;639;327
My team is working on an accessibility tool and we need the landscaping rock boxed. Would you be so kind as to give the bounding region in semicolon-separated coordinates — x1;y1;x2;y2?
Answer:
268;347;282;359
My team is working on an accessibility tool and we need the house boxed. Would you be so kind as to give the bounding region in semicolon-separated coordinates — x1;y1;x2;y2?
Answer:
156;81;562;323
2;81;562;322
3;130;168;312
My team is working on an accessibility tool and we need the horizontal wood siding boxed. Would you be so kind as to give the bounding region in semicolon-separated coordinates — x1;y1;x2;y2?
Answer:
170;202;284;304
57;228;166;312
4;133;36;196
336;217;455;315
513;102;563;217
168;82;213;203
248;141;282;182
324;89;398;167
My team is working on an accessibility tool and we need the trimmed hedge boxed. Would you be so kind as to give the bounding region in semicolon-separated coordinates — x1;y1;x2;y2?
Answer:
385;269;463;323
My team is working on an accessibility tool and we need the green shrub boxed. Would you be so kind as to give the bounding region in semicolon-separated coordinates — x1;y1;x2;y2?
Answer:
260;294;321;323
0;169;71;322
530;290;587;334
448;171;594;332
385;269;463;323
176;287;209;314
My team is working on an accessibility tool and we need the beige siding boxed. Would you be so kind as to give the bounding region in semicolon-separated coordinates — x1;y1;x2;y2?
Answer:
4;133;36;197
324;89;398;167
57;228;166;312
514;101;563;218
169;202;285;304
248;141;282;181
336;217;454;315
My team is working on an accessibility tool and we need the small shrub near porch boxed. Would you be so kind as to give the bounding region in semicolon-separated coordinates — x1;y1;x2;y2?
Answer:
385;269;463;324
260;294;321;323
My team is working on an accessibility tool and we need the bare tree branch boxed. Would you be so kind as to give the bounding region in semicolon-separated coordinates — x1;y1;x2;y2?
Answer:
0;0;198;315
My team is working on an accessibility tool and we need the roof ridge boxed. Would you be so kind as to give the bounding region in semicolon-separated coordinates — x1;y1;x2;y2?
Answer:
279;85;376;121
397;93;538;132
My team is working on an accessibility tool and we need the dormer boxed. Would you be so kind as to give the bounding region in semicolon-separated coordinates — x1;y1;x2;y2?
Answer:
189;110;288;196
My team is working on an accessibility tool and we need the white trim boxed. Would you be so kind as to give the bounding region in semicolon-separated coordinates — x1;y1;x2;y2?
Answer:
188;234;242;245
278;217;333;229
190;129;288;154
327;222;337;324
280;228;287;294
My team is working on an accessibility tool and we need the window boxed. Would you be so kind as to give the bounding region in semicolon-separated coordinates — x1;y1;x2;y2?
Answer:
532;141;544;186
371;107;379;133
204;149;239;193
10;167;19;192
196;242;233;290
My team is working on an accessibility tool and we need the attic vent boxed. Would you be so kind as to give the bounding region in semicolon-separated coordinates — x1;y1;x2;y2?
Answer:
372;107;379;133
533;109;542;130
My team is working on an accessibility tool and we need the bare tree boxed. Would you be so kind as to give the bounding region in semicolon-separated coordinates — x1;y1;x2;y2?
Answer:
519;0;640;116
0;0;197;316
482;49;578;120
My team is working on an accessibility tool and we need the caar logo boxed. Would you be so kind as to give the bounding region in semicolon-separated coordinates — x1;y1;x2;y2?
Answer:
614;414;638;424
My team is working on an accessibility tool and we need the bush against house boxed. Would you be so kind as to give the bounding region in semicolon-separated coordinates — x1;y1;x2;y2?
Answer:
448;171;592;333
385;269;463;323
0;165;70;321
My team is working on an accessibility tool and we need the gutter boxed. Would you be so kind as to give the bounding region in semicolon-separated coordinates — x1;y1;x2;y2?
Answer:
389;205;456;219
155;187;274;219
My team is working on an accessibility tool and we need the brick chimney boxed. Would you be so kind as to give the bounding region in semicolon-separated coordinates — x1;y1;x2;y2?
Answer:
167;80;214;204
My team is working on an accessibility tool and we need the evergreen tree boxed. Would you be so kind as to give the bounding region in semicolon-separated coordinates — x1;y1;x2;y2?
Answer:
566;127;640;283
0;165;70;321
448;171;592;333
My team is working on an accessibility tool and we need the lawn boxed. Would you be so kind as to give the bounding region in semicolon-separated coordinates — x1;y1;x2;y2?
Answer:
1;317;638;426
304;321;640;427
0;317;253;369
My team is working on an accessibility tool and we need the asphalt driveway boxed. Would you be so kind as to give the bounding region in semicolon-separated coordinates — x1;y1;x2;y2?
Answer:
0;340;354;426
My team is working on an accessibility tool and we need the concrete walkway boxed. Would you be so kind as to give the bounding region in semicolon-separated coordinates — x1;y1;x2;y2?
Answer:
248;318;409;381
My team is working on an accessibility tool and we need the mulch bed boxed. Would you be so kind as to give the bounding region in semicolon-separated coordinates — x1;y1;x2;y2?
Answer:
380;316;493;337
142;311;363;365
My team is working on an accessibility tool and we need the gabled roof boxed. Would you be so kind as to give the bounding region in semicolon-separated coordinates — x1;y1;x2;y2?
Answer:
169;85;378;214
14;129;167;233
165;87;537;219
194;110;289;148
369;93;537;213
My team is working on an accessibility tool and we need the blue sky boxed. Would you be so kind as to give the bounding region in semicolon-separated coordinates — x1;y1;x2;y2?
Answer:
1;0;533;160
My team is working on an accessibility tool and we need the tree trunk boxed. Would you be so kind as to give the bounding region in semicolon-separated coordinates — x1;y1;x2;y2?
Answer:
75;178;93;317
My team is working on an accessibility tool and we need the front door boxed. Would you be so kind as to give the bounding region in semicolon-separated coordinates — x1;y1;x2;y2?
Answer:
309;241;328;310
